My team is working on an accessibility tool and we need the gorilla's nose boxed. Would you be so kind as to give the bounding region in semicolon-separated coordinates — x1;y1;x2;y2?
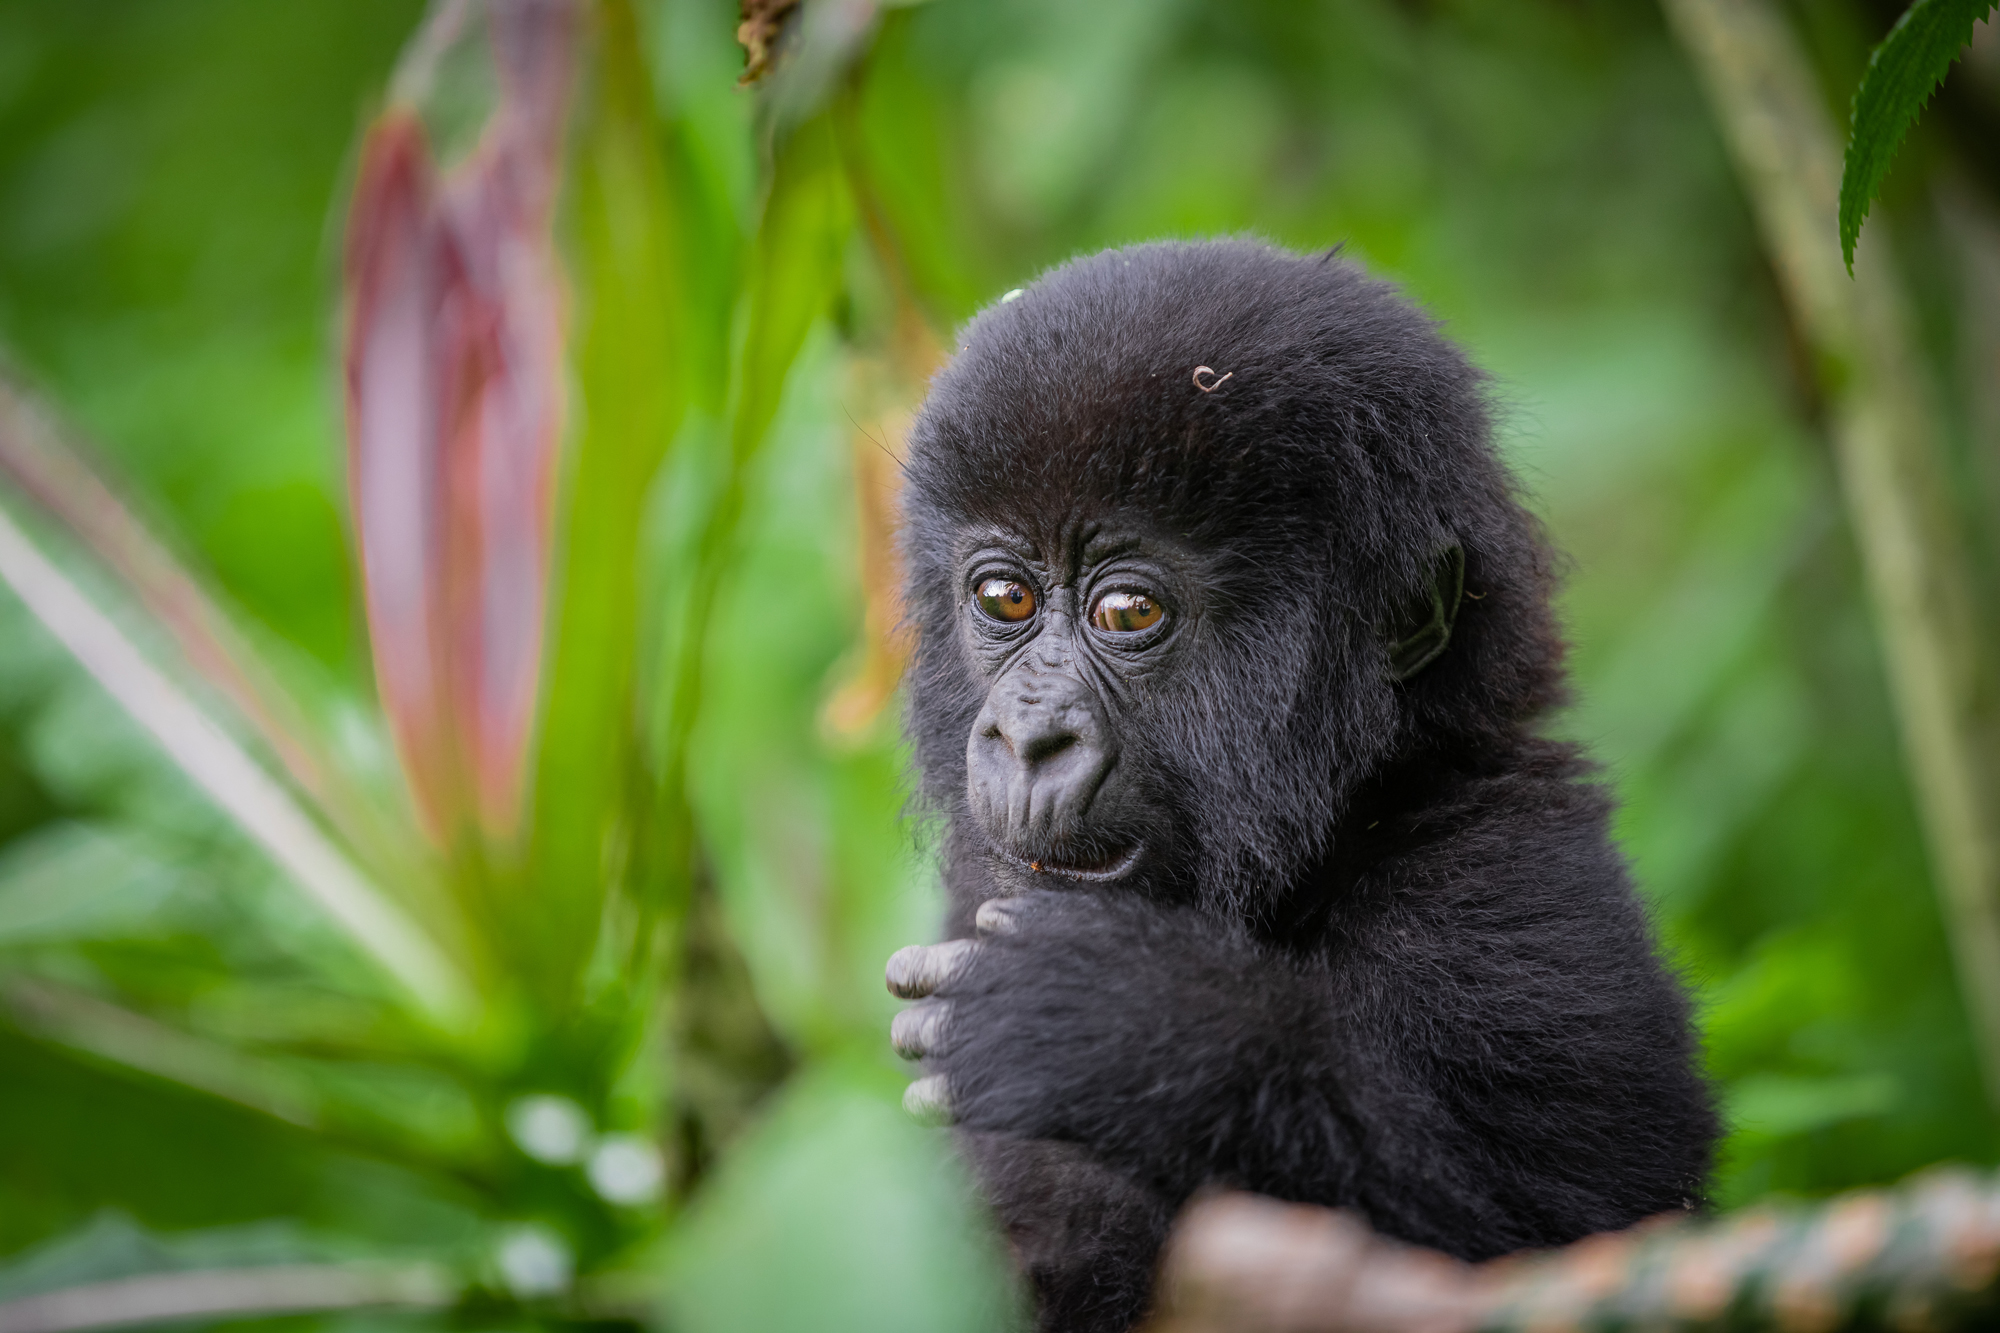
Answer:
967;675;1117;848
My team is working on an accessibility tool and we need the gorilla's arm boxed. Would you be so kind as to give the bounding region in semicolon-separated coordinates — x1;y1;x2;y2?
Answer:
955;1133;1173;1333
1319;773;1717;1256
904;766;1713;1264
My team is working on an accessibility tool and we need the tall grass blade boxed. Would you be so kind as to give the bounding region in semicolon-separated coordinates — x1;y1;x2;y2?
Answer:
0;507;471;1023
820;105;944;739
0;380;414;881
659;113;851;788
525;0;689;1000
0;1264;453;1333
2;978;323;1128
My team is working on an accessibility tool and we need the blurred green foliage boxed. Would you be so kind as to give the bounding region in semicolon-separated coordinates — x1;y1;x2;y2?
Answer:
0;1;1995;1331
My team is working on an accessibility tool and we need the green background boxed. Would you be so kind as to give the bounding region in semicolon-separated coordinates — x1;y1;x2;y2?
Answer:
0;1;1996;1328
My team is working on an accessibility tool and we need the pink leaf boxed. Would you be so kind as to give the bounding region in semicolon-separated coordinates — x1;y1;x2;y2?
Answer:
344;1;575;846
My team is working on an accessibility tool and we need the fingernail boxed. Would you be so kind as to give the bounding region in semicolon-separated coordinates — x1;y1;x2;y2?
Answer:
903;1074;954;1126
890;1001;948;1060
975;898;1021;936
885;939;976;999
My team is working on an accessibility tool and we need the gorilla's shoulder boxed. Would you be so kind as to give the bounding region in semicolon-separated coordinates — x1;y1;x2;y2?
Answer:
1319;738;1632;918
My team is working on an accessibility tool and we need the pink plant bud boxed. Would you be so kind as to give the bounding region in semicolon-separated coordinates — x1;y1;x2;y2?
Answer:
343;0;575;845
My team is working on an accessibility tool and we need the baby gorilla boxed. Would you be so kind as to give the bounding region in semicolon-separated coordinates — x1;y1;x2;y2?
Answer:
885;239;1716;1333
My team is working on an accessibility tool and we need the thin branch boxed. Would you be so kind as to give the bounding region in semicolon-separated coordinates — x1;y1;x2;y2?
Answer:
1147;1173;2000;1333
0;505;471;1024
0;1265;453;1333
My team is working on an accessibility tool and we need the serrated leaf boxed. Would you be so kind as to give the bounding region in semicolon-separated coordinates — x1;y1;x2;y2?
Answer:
1839;0;1997;270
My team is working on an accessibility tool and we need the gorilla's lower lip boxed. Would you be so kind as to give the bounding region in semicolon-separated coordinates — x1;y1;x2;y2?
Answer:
997;844;1143;882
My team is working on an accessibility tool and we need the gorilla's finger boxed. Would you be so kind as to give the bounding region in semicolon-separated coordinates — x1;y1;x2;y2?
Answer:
903;1073;955;1126
886;939;978;999
891;1000;950;1060
975;897;1024;936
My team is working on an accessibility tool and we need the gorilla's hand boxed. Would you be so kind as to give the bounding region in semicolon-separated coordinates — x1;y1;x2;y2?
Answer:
884;898;1028;1121
886;889;1306;1188
885;931;982;1122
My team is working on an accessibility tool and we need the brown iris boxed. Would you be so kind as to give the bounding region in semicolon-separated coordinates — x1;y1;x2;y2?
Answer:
976;578;1037;622
1091;590;1163;633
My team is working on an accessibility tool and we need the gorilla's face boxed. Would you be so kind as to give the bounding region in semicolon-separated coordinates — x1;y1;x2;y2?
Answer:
955;521;1197;892
902;241;1557;913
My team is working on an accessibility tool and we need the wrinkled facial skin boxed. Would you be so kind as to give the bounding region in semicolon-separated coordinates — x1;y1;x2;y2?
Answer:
958;522;1194;893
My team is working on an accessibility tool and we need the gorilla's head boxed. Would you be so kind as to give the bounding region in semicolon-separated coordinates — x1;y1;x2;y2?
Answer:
901;239;1564;916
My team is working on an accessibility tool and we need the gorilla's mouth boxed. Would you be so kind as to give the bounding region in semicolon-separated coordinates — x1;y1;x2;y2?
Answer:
996;843;1144;883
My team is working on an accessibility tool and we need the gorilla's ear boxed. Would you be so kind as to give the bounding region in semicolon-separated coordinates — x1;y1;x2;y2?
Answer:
1387;546;1465;681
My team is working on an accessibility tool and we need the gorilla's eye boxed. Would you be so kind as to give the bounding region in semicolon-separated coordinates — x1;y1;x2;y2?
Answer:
976;578;1037;623
1091;590;1164;634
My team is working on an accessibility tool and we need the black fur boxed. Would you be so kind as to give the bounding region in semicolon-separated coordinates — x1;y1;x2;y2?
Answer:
897;238;1717;1333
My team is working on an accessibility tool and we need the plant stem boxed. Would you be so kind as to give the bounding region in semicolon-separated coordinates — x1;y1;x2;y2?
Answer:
1662;0;2000;1107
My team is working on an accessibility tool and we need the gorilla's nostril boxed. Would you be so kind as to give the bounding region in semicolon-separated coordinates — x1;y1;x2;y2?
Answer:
1023;731;1078;765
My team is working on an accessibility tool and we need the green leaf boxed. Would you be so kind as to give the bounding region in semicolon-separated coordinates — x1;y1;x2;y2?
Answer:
0;505;471;1024
0;822;181;948
652;113;852;854
639;114;851;1100
733;119;854;472
661;1061;1019;1333
0;1025;482;1255
0;380;420;892
0;1214;331;1301
1839;0;1997;270
523;0;689;1006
